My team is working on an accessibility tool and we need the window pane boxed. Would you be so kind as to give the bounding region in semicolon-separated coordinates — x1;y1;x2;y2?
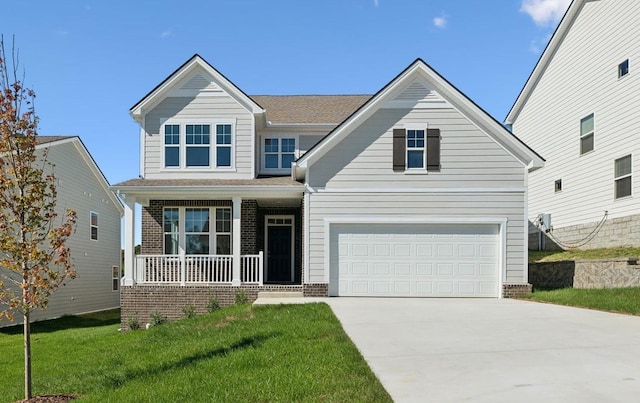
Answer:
216;125;232;145
163;209;179;232
216;147;231;167
281;153;295;169
165;147;179;167
580;134;594;154
265;154;279;168
186;125;210;145
164;125;179;145
216;234;231;255
265;138;279;152
216;124;231;135
186;147;210;167
281;138;295;152
580;114;594;135
185;208;210;233
164;233;179;254
619;60;629;77
91;212;98;226
407;150;424;168
616;176;632;199
615;155;632;177
91;227;98;240
216;208;231;233
186;234;209;254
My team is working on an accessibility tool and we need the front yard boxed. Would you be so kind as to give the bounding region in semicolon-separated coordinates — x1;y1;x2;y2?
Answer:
521;287;640;315
0;304;391;402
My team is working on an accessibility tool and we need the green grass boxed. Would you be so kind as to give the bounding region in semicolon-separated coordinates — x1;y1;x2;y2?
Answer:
0;304;391;402
520;287;640;315
529;246;640;263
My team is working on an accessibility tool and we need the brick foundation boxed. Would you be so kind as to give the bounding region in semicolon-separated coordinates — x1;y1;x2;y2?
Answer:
303;283;329;297
502;283;533;298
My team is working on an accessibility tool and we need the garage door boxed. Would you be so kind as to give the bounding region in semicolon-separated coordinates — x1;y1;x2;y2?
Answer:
330;223;499;297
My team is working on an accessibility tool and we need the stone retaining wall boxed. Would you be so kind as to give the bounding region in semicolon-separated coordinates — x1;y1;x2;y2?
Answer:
529;258;640;289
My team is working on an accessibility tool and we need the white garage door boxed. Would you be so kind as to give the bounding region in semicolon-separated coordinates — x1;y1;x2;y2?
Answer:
330;223;499;297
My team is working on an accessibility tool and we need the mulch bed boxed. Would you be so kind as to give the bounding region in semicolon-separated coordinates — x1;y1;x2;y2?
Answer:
17;395;78;402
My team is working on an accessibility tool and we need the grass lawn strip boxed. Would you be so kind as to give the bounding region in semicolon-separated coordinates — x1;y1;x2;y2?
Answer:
520;287;640;315
529;246;640;263
0;304;391;402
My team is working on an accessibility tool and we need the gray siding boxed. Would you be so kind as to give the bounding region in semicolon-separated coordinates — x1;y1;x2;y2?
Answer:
309;108;524;189
513;0;640;228
1;141;121;327
307;192;526;284
144;95;254;179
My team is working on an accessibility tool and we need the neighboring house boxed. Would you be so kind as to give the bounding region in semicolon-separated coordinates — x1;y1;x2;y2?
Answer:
506;0;640;250
113;55;543;326
0;136;123;327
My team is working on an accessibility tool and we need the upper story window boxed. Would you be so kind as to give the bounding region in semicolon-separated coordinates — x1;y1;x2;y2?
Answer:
406;129;425;169
90;212;98;241
618;59;629;78
163;122;234;169
614;154;632;199
262;137;296;173
580;114;594;155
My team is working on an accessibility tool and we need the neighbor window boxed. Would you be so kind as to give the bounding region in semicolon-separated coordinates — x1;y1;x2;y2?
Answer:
555;179;562;192
112;266;119;291
164;124;180;167
162;207;232;255
614;154;632;199
90;212;98;241
216;124;232;167
263;137;296;171
619;59;629;78
580;114;594;155
186;124;210;167
406;129;425;169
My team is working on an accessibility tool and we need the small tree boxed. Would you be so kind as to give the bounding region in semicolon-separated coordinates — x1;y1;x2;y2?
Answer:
0;37;77;400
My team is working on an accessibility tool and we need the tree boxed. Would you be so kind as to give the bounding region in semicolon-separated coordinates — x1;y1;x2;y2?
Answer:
0;36;77;400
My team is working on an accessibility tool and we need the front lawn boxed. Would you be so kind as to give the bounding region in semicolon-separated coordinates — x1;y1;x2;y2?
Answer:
520;287;640;315
529;246;640;263
0;304;391;402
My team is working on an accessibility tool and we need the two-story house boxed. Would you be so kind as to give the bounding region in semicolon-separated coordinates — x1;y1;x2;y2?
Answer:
506;0;639;250
113;55;543;327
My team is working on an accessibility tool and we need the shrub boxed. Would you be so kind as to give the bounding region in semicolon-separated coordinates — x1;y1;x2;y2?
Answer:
234;289;249;305
207;297;220;312
127;313;140;331
150;311;165;326
182;304;196;319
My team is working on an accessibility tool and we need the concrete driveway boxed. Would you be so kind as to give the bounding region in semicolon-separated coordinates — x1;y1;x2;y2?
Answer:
324;298;640;403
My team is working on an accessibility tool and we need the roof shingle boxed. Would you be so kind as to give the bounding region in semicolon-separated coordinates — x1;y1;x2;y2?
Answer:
250;95;370;125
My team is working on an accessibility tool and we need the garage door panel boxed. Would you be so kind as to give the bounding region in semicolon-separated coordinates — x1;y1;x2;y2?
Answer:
332;223;499;298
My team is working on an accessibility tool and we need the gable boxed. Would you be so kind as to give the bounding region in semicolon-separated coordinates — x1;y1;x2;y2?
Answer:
167;70;223;97
385;78;449;109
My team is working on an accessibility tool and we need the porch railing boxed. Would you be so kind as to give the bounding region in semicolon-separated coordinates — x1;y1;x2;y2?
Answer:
135;252;263;285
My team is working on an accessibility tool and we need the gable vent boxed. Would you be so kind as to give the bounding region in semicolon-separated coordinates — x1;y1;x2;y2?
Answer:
181;74;218;91
395;81;434;101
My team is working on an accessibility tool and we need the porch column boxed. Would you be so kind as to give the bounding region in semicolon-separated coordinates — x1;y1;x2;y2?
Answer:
123;198;136;286
231;196;242;286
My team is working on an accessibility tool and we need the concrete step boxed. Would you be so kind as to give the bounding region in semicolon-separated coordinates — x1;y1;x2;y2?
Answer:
257;291;304;299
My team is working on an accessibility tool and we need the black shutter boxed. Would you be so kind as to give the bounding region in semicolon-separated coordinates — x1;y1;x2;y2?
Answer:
393;128;406;171
427;128;440;171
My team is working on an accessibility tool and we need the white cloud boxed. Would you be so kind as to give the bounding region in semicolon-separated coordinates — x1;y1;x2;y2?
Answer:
521;0;571;26
433;15;447;29
373;0;379;8
160;30;173;39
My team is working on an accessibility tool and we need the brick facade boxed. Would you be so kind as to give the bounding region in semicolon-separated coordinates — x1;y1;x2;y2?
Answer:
303;283;329;297
529;214;640;251
502;283;533;298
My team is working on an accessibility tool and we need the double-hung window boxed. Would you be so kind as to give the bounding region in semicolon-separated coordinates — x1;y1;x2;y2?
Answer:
164;124;180;167
580;114;594;155
163;122;233;169
614;155;632;199
112;266;120;291
186;124;210;167
216;124;232;167
406;129;425;169
90;212;98;241
263;137;296;172
162;207;232;255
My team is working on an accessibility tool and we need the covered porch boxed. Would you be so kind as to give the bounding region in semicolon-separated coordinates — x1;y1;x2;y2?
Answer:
114;177;305;288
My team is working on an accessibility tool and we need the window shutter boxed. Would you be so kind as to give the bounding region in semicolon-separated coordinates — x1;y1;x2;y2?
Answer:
426;128;440;171
393;128;406;171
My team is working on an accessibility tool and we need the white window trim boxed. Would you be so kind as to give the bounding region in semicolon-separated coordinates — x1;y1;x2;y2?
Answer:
579;114;595;156
614;154;632;200
260;135;299;175
160;118;236;171
90;211;98;241
405;124;428;171
162;207;233;255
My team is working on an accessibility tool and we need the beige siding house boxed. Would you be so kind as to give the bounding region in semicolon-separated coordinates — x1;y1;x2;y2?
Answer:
114;55;543;328
506;0;640;250
1;137;123;327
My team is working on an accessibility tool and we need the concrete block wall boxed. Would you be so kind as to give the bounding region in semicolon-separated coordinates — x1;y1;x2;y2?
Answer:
528;258;640;289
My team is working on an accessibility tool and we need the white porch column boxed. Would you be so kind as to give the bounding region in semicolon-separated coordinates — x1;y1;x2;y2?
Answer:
123;198;136;286
231;196;242;286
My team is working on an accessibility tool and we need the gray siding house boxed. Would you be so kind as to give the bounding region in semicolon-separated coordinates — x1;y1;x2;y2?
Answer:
506;0;640;250
1;136;123;327
114;55;543;326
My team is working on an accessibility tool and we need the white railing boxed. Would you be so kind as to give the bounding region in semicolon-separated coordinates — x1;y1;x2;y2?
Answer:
241;251;264;284
135;254;263;285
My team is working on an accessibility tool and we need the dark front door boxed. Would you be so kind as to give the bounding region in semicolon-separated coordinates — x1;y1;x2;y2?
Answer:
267;225;292;282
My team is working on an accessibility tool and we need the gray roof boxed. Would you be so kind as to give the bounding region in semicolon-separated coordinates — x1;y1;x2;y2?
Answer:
250;95;371;125
113;176;303;188
36;135;75;144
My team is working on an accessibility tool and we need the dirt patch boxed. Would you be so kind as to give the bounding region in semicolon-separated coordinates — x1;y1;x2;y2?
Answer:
17;395;78;403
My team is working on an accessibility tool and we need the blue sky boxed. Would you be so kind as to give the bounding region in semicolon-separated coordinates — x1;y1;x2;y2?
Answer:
2;0;570;186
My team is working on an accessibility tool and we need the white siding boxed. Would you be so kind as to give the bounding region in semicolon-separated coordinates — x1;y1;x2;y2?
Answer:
1;141;121;327
143;95;254;179
256;127;326;175
513;0;640;228
309;108;525;189
307;192;526;284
